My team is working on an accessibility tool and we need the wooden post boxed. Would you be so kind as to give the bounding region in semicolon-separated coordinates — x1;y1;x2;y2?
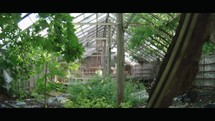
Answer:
44;63;48;108
102;39;107;77
116;13;125;107
107;24;112;75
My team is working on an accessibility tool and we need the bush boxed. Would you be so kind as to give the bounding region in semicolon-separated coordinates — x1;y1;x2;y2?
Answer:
64;97;114;108
65;76;147;108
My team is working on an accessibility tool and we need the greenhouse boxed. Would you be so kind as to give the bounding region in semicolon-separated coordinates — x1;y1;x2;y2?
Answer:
0;13;215;108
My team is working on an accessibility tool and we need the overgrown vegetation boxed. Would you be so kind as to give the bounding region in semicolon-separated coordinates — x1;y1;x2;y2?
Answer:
1;13;214;108
202;41;215;55
0;13;84;99
64;76;146;108
125;13;180;62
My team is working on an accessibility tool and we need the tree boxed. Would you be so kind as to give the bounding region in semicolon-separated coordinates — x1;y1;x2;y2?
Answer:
0;13;84;98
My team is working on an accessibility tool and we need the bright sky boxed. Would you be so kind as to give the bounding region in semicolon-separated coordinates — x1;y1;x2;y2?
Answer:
18;13;38;31
18;13;81;35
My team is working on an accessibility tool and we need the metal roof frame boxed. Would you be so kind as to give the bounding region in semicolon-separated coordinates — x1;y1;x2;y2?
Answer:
17;13;179;63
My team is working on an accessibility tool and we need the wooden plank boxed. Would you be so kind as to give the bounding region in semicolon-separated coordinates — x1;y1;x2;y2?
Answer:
199;62;215;66
195;78;215;80
146;13;212;108
147;13;193;108
79;37;107;40
198;70;215;73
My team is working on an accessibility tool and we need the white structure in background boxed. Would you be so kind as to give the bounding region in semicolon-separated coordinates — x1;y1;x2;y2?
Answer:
3;70;13;91
112;47;139;66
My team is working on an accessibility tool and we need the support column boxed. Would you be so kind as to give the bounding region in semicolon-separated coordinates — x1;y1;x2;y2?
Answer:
102;39;107;77
116;13;125;107
107;24;112;75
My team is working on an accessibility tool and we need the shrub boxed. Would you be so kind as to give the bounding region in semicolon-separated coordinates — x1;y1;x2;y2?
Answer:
65;76;147;108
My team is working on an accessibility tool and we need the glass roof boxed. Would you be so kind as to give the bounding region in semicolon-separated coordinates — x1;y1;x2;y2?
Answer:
16;13;178;63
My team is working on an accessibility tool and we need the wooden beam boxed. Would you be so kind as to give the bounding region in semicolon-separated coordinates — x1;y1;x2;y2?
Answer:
124;13;137;29
146;13;212;108
107;23;112;75
87;55;102;57
79;37;107;40
74;22;149;26
116;13;125;107
102;14;109;77
73;22;116;26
